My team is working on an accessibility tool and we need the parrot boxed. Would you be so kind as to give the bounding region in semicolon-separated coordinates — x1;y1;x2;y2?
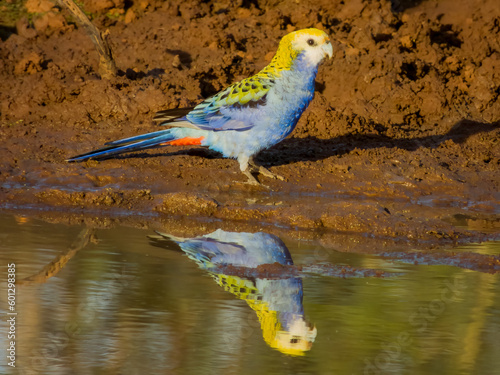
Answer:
68;28;333;184
149;229;317;356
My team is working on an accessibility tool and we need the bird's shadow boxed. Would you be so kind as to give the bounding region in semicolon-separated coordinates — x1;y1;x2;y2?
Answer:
111;147;223;161
258;118;499;167
106;118;499;167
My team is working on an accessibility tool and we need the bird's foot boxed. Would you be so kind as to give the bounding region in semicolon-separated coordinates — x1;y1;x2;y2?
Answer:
241;170;270;189
248;159;284;181
255;165;284;181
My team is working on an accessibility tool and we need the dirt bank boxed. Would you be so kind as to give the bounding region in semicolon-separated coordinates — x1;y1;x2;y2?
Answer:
0;0;498;244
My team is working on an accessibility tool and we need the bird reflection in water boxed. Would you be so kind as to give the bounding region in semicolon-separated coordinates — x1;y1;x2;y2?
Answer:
149;229;317;356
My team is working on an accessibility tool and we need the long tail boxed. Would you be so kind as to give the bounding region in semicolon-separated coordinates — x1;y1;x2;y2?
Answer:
67;107;205;162
67;129;204;162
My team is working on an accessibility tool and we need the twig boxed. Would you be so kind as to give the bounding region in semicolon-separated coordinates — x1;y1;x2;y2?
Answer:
57;0;117;79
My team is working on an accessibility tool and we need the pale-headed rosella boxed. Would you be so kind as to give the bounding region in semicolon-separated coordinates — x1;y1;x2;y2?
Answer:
68;28;333;184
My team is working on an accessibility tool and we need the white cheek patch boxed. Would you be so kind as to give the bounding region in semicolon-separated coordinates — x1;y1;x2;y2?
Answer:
304;47;327;66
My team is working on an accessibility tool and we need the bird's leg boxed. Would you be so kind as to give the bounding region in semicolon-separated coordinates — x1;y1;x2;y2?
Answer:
239;156;266;186
248;156;284;181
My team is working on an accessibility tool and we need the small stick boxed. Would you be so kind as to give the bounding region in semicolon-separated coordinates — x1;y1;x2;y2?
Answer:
57;0;117;79
18;228;95;285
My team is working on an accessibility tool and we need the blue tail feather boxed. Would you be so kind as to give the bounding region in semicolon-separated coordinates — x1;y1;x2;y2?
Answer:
104;129;172;146
67;130;175;162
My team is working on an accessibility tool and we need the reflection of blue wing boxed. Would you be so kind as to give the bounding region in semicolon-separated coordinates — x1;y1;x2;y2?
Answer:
158;229;293;269
174;238;247;268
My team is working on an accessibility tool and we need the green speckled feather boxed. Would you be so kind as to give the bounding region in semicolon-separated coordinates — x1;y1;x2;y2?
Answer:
186;74;274;124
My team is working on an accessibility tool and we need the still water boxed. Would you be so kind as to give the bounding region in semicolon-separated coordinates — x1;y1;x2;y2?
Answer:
0;213;499;375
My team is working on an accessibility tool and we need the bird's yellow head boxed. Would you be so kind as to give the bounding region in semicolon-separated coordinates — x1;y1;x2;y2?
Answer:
270;28;333;71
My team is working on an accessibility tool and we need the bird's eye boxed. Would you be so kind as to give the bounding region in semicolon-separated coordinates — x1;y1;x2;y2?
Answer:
307;39;316;46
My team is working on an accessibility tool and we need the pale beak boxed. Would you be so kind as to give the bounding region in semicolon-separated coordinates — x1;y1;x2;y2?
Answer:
322;40;333;59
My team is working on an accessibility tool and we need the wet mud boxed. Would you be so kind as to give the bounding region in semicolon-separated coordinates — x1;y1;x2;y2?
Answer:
0;0;499;247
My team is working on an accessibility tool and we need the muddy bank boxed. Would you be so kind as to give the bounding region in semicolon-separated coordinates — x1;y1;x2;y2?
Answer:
0;0;499;243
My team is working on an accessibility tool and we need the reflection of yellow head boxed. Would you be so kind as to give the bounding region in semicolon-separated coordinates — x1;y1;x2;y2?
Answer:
247;299;317;356
274;320;317;356
213;273;317;356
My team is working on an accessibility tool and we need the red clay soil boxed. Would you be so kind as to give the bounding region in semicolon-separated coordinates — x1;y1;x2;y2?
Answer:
0;0;499;245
